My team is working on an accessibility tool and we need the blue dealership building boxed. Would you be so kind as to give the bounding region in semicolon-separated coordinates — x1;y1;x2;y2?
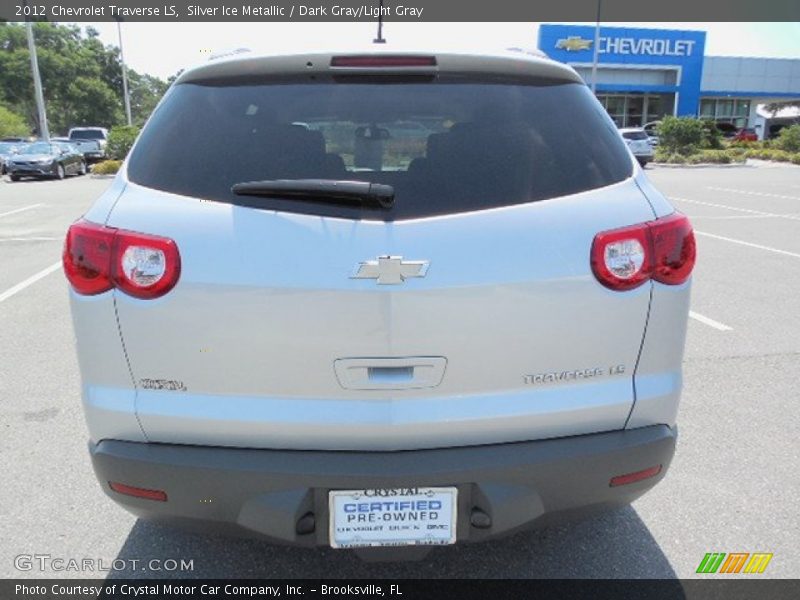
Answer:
539;24;800;137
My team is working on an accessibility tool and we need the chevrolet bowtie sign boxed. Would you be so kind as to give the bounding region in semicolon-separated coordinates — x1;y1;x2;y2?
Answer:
351;256;430;285
555;36;593;51
556;35;696;57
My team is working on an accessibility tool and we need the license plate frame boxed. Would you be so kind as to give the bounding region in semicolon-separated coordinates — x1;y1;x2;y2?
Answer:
328;487;458;549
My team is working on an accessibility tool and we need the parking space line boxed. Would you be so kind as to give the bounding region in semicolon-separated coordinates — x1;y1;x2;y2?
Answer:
0;262;61;304
671;196;800;221
706;186;800;202
0;204;44;219
690;215;796;220
0;236;61;242
689;311;733;331
695;231;800;259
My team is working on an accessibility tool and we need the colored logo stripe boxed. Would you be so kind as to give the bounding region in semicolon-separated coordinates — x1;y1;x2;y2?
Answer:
697;552;773;574
719;553;749;573
697;553;726;573
744;553;773;574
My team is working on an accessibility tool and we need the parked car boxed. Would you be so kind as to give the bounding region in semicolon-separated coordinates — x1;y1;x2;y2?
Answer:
64;48;695;557
732;128;758;142
0;141;24;175
768;124;786;139
643;120;661;146
714;122;738;139
619;127;655;166
68;127;109;160
60;138;105;163
7;141;86;181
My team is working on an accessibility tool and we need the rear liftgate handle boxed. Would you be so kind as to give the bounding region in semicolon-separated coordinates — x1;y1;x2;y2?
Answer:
333;357;447;391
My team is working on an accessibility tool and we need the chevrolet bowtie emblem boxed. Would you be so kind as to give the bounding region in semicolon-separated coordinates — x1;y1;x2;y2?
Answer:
350;256;430;285
555;36;593;52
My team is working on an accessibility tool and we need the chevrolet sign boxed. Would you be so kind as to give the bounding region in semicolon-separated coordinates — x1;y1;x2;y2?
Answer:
555;35;696;57
599;37;696;57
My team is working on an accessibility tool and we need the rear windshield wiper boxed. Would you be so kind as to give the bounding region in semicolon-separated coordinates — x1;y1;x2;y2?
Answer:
231;179;394;209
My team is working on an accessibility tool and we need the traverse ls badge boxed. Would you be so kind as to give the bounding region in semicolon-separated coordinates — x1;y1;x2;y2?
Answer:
350;256;430;285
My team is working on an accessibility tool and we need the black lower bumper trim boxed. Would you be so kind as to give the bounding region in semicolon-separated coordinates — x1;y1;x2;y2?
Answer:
90;425;676;548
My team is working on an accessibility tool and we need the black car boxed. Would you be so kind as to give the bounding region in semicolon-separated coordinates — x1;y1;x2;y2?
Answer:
0;142;24;175
6;141;86;181
715;122;738;138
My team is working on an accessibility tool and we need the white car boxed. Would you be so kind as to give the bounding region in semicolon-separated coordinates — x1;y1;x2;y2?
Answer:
64;48;695;558
643;121;661;147
68;127;109;161
619;127;655;166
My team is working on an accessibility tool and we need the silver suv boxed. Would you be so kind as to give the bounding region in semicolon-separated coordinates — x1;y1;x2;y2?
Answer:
64;49;695;556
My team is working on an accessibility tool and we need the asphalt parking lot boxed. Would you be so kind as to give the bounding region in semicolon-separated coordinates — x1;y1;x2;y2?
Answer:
1;164;798;579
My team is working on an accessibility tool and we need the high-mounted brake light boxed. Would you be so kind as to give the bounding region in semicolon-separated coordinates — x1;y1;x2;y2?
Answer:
591;213;695;291
63;220;181;299
330;55;437;68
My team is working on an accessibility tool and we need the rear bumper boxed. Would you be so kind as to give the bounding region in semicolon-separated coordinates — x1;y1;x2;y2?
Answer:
90;425;676;549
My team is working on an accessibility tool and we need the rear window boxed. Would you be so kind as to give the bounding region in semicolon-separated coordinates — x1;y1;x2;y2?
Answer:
622;131;649;141
70;130;105;140
128;77;632;221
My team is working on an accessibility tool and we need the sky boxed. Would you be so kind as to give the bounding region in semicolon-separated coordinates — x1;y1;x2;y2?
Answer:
71;21;800;80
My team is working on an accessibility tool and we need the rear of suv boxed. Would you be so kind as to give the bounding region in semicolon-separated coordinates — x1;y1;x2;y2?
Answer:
64;49;695;556
619;127;655;167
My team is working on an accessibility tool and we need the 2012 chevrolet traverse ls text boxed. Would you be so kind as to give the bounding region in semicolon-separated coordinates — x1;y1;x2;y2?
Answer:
64;48;695;557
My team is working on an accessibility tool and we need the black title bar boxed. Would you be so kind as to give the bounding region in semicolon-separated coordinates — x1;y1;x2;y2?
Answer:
1;0;799;22
3;579;800;600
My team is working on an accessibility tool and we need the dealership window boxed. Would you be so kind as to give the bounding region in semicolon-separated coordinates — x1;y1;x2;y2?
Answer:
700;98;752;128
597;93;673;127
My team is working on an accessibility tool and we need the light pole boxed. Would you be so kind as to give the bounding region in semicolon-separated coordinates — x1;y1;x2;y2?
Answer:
590;0;602;94
117;20;132;126
25;21;49;141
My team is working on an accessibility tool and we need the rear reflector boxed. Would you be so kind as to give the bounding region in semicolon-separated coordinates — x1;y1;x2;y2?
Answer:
609;465;663;487
109;481;168;501
331;55;437;68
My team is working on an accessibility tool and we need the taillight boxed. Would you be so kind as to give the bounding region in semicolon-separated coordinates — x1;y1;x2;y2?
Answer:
113;229;181;299
648;213;696;285
63;220;180;299
591;213;695;291
63;221;115;295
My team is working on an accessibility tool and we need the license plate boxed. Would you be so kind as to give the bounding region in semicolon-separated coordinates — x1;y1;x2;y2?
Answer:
328;487;457;549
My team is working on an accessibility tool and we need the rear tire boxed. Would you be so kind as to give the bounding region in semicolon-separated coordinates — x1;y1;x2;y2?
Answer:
79;161;87;176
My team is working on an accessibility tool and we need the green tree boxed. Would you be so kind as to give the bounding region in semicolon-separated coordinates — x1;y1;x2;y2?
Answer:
764;100;800;115
774;124;800;152
0;22;167;135
699;119;723;149
106;125;140;160
657;117;706;155
127;71;169;126
0;104;29;138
